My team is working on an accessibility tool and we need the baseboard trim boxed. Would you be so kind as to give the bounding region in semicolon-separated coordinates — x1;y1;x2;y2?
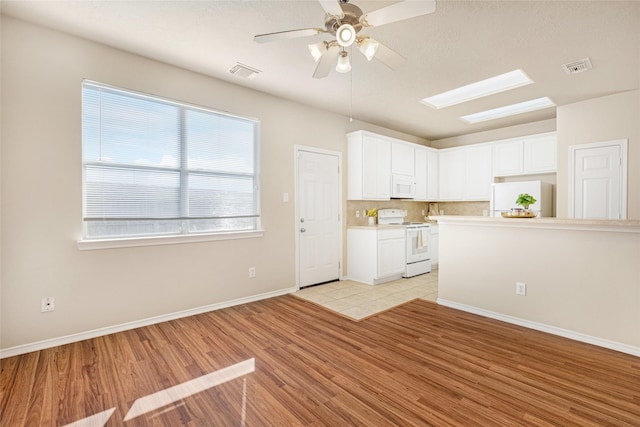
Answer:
437;299;640;358
0;287;296;359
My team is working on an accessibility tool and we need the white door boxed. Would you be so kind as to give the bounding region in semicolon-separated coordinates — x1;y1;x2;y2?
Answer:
297;148;341;288
570;140;627;219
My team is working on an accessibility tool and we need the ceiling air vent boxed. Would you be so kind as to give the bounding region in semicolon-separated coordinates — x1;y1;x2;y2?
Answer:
228;63;261;80
561;57;593;75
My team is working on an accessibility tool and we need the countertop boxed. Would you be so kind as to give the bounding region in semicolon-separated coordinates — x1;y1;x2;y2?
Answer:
430;215;640;233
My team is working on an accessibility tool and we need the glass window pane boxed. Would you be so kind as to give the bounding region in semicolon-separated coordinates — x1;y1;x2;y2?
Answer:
85;165;180;219
188;173;256;217
83;85;180;168
186;109;255;174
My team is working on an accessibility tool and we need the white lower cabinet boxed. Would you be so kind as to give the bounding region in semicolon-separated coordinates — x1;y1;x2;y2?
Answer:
347;227;405;285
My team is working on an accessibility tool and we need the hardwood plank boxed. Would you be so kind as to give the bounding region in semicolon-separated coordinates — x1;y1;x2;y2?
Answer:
1;296;639;426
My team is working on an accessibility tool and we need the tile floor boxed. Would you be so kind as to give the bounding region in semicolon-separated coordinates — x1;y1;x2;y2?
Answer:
294;269;439;320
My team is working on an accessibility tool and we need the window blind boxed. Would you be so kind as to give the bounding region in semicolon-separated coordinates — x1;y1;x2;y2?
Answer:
82;81;260;239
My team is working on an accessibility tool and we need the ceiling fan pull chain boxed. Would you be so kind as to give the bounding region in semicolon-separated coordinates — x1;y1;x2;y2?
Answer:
350;45;354;122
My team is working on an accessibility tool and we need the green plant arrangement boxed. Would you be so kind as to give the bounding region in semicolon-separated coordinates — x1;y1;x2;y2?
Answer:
515;193;537;209
366;208;377;217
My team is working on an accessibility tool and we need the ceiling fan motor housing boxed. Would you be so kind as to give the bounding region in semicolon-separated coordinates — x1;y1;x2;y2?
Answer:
325;2;364;35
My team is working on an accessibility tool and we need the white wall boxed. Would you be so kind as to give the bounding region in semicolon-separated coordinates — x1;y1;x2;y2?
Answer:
556;90;640;219
437;219;640;354
430;119;556;149
0;16;424;352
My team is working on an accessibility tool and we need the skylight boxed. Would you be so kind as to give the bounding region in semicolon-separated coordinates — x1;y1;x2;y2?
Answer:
460;97;556;124
420;69;533;109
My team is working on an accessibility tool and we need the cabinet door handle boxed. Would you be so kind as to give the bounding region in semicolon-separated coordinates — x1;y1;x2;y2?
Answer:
300;228;306;233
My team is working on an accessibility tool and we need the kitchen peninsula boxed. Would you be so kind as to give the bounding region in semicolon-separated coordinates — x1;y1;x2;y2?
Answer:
433;215;640;356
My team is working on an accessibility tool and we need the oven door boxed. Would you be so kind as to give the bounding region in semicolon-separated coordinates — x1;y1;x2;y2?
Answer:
406;227;430;263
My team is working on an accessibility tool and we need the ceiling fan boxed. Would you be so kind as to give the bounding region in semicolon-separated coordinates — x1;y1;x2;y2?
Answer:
254;0;436;79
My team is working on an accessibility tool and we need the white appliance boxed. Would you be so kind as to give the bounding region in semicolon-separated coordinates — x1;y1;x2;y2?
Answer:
377;209;431;277
490;180;554;217
391;174;416;199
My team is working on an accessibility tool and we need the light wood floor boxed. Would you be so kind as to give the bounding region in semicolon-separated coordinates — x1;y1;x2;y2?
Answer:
1;296;639;426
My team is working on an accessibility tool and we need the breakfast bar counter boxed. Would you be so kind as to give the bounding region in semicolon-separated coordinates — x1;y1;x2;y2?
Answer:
431;215;640;232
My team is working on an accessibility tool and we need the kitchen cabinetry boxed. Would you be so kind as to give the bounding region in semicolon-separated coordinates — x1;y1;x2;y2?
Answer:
414;146;438;201
438;148;464;200
524;133;557;173
492;132;557;177
438;144;491;201
391;142;415;176
347;227;405;285
347;131;391;200
464;144;492;200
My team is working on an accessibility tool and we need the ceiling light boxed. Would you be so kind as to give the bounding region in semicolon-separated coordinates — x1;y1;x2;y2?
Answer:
336;24;356;47
336;51;351;73
461;97;556;123
308;41;327;62
420;69;534;109
358;38;379;61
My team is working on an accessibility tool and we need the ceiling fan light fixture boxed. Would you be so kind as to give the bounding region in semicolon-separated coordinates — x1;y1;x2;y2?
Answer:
308;41;327;62
336;23;356;47
358;38;379;61
336;51;351;73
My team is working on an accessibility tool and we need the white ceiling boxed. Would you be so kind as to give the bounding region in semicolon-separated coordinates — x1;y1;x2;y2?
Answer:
2;0;639;140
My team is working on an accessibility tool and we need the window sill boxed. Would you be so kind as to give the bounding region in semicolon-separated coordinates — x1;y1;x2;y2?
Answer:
77;230;264;251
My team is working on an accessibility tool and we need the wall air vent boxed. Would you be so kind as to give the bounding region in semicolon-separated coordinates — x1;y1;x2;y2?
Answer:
561;58;593;75
228;63;262;80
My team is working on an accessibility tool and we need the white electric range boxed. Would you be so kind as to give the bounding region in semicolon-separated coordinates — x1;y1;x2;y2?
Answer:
377;209;431;277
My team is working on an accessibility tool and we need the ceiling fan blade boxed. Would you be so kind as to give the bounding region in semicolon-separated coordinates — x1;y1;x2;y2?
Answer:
363;0;436;27
317;0;344;18
312;45;339;79
254;28;325;44
374;42;407;70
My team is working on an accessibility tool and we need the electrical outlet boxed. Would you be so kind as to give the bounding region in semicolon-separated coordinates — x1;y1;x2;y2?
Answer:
356;210;360;218
41;297;55;312
515;282;526;296
249;267;256;278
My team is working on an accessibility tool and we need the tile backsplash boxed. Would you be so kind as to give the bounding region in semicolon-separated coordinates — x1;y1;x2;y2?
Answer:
346;200;490;226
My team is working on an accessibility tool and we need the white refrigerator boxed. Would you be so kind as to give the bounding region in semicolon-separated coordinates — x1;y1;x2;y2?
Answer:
490;180;554;217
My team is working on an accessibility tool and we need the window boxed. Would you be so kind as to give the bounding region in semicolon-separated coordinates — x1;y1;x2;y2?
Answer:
81;81;260;241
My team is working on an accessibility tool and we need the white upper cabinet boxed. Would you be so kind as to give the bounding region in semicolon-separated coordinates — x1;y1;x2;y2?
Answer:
464;144;492;200
438;144;492;201
524;133;557;173
438;148;465;200
391;142;415;176
347;131;391;200
426;149;439;200
492;132;557;177
493;140;525;176
414;146;438;201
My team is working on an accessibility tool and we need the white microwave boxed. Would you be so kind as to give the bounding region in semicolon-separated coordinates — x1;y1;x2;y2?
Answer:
391;174;416;199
